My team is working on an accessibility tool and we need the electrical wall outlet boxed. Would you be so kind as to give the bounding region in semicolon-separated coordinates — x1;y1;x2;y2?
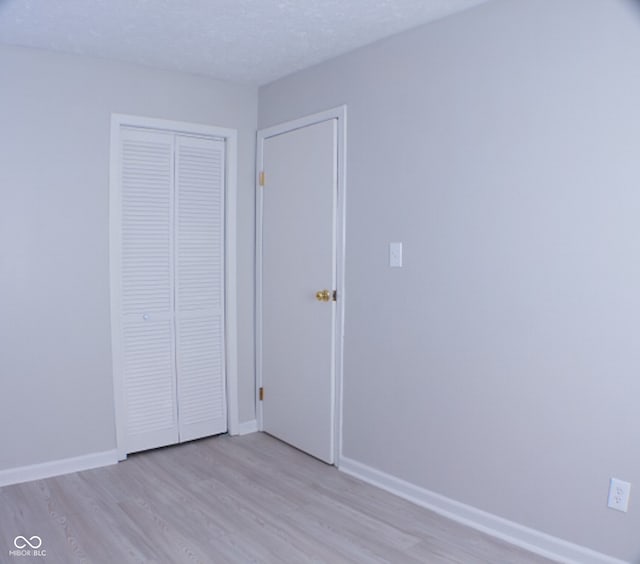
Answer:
607;478;631;512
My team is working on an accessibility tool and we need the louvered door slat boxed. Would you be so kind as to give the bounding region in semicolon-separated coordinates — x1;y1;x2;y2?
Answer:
177;316;225;426
176;140;224;312
121;131;173;315
175;135;227;441
119;127;178;453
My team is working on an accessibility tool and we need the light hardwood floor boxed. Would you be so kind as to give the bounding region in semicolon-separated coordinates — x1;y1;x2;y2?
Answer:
0;433;557;564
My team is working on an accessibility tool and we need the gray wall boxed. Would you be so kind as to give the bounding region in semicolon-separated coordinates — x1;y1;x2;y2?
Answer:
259;0;640;560
0;45;257;471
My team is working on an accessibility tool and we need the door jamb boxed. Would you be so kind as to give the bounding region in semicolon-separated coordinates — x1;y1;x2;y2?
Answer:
255;106;347;466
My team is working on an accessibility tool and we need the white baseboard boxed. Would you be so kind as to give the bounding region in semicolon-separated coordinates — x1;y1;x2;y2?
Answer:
234;419;258;436
339;456;625;564
0;450;118;488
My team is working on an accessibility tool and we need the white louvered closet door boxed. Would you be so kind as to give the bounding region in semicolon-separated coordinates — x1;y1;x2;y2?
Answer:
116;127;227;455
119;127;179;454
175;135;227;441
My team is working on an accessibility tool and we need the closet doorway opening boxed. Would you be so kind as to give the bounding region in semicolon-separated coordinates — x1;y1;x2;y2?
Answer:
110;114;238;459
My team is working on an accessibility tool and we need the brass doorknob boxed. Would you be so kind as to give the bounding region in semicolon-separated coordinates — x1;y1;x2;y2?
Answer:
315;289;331;302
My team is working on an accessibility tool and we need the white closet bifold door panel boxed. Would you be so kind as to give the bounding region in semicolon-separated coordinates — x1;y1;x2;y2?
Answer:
115;125;227;456
120;128;179;454
175;135;227;442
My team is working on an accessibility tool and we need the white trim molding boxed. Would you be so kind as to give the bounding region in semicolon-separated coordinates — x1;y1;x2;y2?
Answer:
0;450;118;488
339;457;626;564
234;420;259;436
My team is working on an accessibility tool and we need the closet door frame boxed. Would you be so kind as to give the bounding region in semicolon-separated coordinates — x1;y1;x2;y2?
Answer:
110;113;239;460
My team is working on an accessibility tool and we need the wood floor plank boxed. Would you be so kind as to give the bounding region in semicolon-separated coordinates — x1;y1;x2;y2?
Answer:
0;433;558;564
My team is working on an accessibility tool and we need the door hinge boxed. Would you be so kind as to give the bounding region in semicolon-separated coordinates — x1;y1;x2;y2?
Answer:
259;171;265;187
259;387;264;401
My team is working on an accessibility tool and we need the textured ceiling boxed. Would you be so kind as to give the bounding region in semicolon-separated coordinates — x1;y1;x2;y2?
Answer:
0;0;489;85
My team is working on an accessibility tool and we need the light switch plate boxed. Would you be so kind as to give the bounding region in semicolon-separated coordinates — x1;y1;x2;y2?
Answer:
390;242;403;268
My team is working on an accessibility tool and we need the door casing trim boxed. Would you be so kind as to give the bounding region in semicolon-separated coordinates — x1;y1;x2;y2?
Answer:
255;106;347;466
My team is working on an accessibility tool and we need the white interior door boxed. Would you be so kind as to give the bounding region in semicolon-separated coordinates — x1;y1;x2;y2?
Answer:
260;118;338;464
175;135;227;442
119;127;179;454
112;122;229;456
